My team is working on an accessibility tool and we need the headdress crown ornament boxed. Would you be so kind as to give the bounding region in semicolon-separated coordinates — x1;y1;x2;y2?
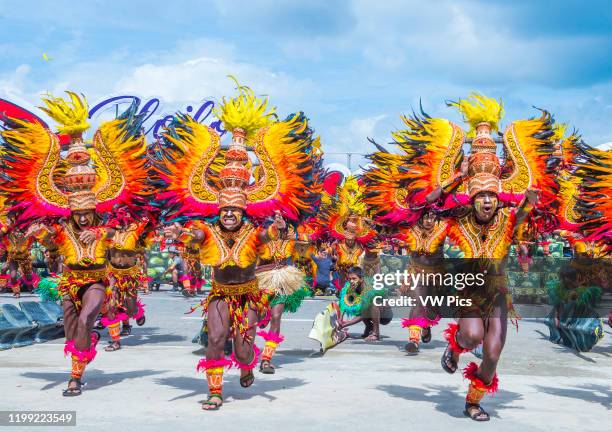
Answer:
158;76;321;222
215;77;276;209
218;127;250;209
41;92;97;211
450;93;504;198
0;91;149;221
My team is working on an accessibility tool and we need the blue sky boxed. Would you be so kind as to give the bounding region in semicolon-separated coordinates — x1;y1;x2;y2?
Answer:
1;0;611;169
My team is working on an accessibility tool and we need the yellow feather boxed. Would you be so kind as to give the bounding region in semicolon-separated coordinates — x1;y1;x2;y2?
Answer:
449;92;504;138
552;123;567;142
39;91;90;136
213;76;276;137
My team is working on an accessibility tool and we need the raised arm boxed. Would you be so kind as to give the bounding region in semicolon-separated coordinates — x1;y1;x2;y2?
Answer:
426;159;468;204
258;210;286;244
513;189;540;235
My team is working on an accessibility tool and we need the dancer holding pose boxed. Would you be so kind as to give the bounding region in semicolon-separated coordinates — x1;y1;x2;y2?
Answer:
1;92;148;396
433;94;555;421
159;80;320;410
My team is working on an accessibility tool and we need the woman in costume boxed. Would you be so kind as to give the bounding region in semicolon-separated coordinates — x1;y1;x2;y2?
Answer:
429;94;555;421
160;80;320;410
321;176;379;337
1;92;148;396
324;177;376;293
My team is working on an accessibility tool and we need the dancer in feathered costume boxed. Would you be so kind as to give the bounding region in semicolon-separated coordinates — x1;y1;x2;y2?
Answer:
96;103;151;351
319;176;385;339
545;132;611;347
323;176;376;292
255;114;322;374
160;79;319;410
432;94;555;421
0;214;39;297
363;107;472;353
0;92;148;396
105;206;152;349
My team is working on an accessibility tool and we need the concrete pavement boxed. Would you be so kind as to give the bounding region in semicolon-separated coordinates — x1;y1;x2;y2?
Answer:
0;289;610;432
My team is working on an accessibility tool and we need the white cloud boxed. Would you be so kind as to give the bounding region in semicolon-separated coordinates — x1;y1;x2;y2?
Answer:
0;38;318;130
0;64;30;99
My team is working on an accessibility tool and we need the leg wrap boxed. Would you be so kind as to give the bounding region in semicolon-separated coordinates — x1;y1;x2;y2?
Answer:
197;358;232;397
443;322;471;354
231;345;261;370
401;316;441;329
71;356;88;380
463;361;499;405
257;331;284;362
64;333;99;378
100;312;129;327
108;322;121;342
408;326;422;343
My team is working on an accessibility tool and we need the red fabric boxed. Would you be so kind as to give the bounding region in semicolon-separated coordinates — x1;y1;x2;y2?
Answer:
443;322;471;354
462;361;499;393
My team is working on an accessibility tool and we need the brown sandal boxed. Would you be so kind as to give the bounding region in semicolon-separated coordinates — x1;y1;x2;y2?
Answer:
239;371;255;388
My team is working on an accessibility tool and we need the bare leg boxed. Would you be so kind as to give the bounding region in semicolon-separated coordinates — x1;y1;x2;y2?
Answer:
268;303;284;335
172;269;179;287
233;305;259;385
8;261;20;296
75;285;106;351
463;310;506;420
478;313;507;384
365;305;381;341
62;299;79;341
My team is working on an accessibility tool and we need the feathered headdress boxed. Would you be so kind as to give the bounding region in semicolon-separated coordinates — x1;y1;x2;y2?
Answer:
319;176;376;243
362;107;466;225
574;143;612;243
0;91;148;221
449;93;504;199
158;78;321;223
